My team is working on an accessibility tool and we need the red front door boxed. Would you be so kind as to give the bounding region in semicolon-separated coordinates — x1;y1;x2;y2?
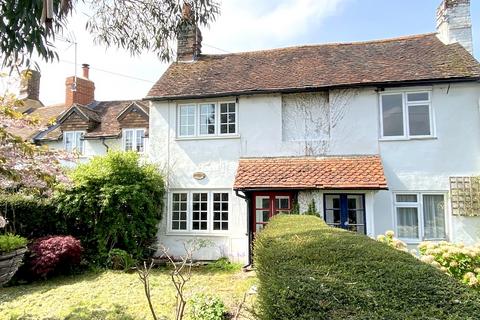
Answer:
252;192;293;233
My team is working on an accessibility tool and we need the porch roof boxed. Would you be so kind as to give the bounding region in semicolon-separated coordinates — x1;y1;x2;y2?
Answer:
233;155;388;190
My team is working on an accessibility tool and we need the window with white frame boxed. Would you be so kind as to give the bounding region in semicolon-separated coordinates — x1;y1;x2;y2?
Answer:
170;191;230;233
380;91;433;139
394;193;446;241
64;131;85;154
177;102;237;138
122;128;145;152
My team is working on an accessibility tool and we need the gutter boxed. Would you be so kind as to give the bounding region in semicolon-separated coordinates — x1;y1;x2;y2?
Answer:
144;77;480;102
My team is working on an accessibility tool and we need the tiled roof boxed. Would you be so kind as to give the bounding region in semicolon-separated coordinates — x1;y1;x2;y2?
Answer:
233;155;388;190
146;33;480;100
34;100;148;141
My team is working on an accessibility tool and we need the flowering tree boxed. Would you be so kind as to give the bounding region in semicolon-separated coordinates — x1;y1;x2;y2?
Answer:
0;75;70;195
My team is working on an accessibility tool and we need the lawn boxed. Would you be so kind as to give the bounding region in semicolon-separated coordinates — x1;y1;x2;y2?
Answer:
0;268;257;320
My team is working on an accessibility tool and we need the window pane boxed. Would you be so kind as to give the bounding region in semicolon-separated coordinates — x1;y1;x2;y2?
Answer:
408;105;430;136
407;92;429;102
124;130;133;151
136;129;145;152
172;193;188;230
179;105;195;136
75;132;84;154
64;132;73;152
213;192;228;230
423;195;446;239
382;94;404;136
192;192;208;230
396;207;419;238
396;194;418;203
199;104;216;135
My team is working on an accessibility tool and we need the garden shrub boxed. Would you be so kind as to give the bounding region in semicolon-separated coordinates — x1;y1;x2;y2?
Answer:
0;193;65;238
205;257;242;272
254;215;480;320
28;235;83;278
304;199;319;215
190;293;227;320
418;241;480;288
0;234;27;253
376;230;409;252
107;249;136;271
55;151;165;265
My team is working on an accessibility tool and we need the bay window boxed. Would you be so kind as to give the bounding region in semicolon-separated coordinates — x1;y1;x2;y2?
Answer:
169;191;230;233
122;128;145;152
394;192;446;241
177;102;237;138
380;91;433;139
64;131;84;155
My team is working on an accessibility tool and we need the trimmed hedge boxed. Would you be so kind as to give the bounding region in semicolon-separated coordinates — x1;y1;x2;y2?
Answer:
0;194;66;238
254;215;480;320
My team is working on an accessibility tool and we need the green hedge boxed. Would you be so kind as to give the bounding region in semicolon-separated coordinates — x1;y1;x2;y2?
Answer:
254;215;480;320
0;194;66;238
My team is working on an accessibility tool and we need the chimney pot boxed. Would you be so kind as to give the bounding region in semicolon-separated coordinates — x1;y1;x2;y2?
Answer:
82;63;90;79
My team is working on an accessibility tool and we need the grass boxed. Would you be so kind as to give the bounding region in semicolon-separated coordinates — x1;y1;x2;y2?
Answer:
255;215;480;320
0;267;257;320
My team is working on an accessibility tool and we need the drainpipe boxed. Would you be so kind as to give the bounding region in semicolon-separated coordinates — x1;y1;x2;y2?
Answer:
235;190;252;269
101;137;109;152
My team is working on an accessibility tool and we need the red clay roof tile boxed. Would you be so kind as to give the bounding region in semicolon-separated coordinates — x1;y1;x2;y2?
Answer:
233;155;388;190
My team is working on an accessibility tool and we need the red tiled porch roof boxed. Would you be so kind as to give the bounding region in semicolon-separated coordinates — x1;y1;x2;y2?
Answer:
234;155;388;190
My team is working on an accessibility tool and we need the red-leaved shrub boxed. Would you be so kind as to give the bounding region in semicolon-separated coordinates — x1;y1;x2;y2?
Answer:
29;236;83;278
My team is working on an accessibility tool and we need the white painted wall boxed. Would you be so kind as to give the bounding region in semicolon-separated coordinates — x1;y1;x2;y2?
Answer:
148;81;480;261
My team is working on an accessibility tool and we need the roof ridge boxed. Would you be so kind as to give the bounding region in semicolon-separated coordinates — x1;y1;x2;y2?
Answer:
198;33;438;58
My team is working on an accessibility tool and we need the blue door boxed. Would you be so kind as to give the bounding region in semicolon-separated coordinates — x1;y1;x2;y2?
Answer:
324;194;366;234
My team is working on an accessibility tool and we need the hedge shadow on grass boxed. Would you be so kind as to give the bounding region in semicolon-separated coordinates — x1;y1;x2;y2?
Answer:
254;215;480;320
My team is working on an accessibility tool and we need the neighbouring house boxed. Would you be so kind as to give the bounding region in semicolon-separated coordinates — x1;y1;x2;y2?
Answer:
144;0;480;264
26;64;149;157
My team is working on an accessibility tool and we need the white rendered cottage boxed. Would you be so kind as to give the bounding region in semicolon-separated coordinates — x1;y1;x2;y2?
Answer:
145;0;480;264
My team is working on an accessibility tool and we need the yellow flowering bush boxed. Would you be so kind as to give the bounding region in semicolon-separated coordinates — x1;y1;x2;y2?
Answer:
418;241;480;288
376;231;480;288
376;230;408;252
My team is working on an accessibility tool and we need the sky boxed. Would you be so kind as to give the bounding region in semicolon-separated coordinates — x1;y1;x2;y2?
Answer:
18;0;480;105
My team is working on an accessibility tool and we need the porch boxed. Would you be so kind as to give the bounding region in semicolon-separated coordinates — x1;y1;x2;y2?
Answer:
233;155;388;238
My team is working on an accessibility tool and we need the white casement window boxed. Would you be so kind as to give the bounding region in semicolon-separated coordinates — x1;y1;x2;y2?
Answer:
394;192;446;241
64;131;85;154
169;191;230;233
380;91;433;139
177;102;237;138
122;128;145;152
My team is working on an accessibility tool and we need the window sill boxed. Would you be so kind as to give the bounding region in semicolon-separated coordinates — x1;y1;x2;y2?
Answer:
379;136;437;142
165;231;231;237
175;135;241;141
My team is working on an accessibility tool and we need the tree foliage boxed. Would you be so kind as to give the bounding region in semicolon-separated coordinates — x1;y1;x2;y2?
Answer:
0;0;220;68
56;151;165;265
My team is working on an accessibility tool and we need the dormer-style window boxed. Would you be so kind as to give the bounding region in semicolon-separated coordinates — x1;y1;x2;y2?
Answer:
122;128;145;152
64;131;85;155
177;102;237;138
380;91;433;139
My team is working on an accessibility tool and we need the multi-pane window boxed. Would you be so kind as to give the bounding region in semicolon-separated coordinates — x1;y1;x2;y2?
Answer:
64;131;84;154
394;193;446;241
192;193;208;230
380;91;432;139
220;103;236;134
123;128;145;152
213;193;229;230
172;193;188;230
178;102;237;137
170;191;230;233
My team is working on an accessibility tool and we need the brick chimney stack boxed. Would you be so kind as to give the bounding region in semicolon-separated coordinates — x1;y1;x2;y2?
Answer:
19;69;41;101
436;0;473;54
65;63;95;107
176;3;202;62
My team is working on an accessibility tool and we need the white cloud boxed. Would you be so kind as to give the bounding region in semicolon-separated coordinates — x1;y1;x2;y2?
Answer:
3;0;349;105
